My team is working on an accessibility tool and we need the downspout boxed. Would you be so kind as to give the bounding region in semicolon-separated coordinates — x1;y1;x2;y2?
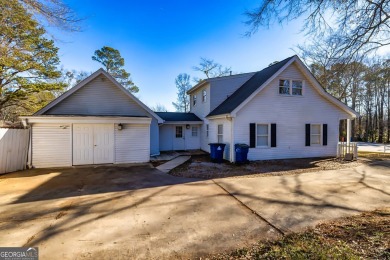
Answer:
230;117;235;163
21;119;32;169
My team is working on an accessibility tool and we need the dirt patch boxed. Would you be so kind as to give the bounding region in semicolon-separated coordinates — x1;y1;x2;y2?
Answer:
211;208;390;259
150;160;168;167
170;155;362;179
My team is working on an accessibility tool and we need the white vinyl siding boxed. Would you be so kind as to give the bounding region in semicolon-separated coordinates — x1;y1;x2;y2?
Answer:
207;119;231;160
234;62;351;160
115;124;150;163
159;124;201;151
45;75;148;116
32;124;72;168
42;74;159;156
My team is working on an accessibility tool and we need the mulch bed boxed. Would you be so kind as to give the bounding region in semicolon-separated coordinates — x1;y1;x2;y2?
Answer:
169;154;362;179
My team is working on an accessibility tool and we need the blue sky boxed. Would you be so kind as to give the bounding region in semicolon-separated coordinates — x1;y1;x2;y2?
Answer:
57;0;306;111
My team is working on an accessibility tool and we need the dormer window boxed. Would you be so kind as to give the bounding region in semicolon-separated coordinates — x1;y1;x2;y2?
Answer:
279;80;290;95
193;95;197;106
202;89;207;102
292;80;303;95
279;79;303;96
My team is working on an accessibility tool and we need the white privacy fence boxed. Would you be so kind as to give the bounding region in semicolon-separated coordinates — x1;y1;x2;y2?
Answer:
0;128;29;174
337;142;358;160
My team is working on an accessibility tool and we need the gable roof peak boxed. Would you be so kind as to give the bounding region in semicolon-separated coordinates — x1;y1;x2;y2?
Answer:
33;68;164;123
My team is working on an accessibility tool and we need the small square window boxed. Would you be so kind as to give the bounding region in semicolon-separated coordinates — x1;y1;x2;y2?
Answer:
292;80;303;95
279;79;290;95
192;126;198;137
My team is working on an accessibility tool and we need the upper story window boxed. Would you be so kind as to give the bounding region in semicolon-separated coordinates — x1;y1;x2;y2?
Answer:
279;80;290;95
202;89;207;102
193;95;197;106
292;80;303;95
279;79;303;96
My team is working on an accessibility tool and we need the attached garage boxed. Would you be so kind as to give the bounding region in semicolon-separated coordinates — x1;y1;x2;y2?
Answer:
21;69;162;168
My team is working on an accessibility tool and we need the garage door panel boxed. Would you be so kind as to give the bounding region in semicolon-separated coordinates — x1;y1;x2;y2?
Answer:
93;124;114;164
73;124;114;165
73;124;94;165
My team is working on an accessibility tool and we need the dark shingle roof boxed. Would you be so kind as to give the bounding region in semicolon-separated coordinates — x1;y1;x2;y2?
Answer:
207;56;295;117
155;112;202;122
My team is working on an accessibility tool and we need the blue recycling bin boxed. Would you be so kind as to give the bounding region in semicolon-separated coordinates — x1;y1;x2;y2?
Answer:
235;143;249;163
208;143;226;163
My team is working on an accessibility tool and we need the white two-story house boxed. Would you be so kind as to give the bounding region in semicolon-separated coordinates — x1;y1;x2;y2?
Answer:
21;55;358;168
185;55;358;161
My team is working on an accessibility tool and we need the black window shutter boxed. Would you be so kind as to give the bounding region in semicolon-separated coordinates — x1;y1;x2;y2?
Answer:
249;123;256;148
271;124;277;147
305;124;311;146
323;124;328;146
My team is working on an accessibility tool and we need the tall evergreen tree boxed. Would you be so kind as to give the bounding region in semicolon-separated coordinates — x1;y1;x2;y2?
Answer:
92;46;138;93
0;0;64;121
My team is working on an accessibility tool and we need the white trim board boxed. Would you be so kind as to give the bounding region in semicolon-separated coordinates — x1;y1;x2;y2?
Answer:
20;116;152;125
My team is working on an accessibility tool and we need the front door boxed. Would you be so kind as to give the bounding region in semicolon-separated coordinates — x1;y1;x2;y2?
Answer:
173;125;185;150
73;124;114;165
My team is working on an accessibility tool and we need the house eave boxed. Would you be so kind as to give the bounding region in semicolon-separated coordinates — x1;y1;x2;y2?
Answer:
160;121;203;125
20;115;152;125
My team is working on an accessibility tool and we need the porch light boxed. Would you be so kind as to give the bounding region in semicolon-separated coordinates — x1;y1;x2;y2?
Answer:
186;124;190;129
117;123;123;130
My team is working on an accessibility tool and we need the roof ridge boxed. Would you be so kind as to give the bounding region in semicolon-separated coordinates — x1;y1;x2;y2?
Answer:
207;56;296;117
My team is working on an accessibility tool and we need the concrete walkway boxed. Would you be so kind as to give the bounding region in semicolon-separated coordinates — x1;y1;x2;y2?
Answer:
156;156;191;173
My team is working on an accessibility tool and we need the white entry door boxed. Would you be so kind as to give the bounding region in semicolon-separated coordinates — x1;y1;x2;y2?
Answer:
73;124;114;165
173;125;185;150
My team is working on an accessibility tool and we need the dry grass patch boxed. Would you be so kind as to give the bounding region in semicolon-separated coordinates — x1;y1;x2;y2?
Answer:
210;208;390;260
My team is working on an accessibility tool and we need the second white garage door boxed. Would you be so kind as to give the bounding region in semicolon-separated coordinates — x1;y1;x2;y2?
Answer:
73;124;114;165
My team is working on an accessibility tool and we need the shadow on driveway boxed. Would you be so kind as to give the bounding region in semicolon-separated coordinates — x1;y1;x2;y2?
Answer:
1;164;201;204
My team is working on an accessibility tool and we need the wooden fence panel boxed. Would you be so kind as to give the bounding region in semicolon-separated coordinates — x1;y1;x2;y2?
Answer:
0;128;29;174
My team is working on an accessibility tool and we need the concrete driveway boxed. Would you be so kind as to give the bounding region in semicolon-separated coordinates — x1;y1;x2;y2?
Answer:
215;160;390;233
0;164;277;259
0;161;389;259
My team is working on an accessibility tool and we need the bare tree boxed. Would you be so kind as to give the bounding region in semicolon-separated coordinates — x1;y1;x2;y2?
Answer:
193;57;231;82
245;0;390;62
19;0;81;31
150;103;168;112
172;74;192;112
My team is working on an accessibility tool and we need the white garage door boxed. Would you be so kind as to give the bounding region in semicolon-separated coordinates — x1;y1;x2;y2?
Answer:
73;124;114;165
